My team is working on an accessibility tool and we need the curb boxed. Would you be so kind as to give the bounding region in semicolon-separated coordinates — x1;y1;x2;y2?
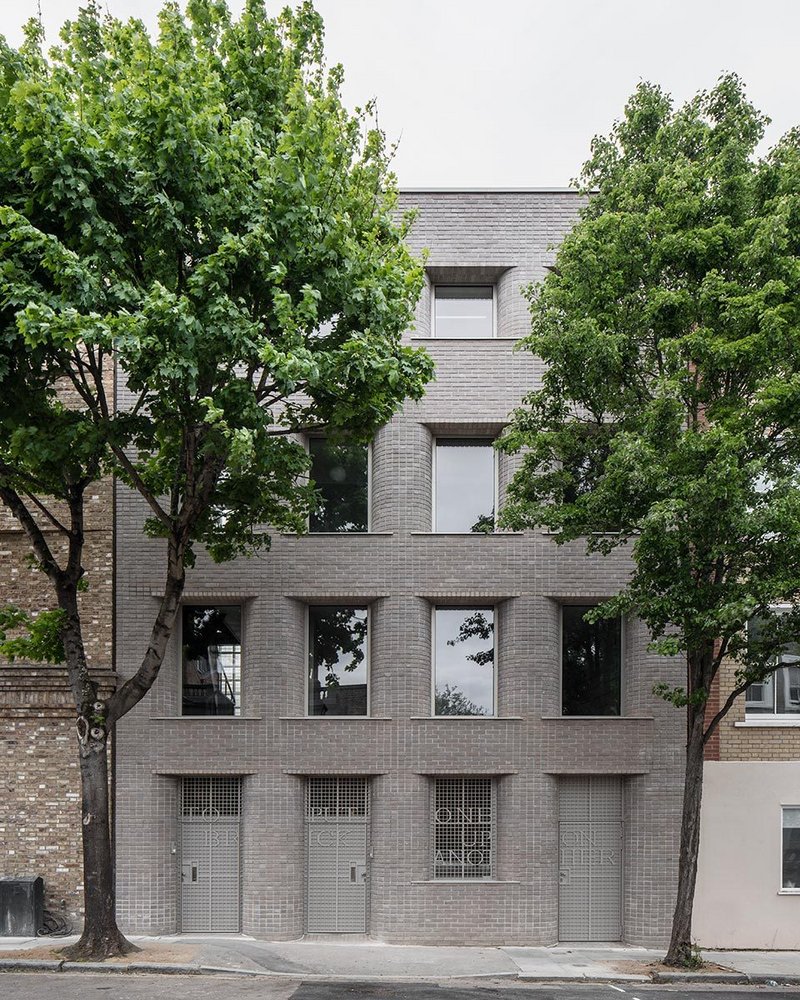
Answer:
653;971;749;984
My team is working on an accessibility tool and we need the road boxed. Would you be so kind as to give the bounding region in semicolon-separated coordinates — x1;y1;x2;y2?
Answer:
2;976;800;1000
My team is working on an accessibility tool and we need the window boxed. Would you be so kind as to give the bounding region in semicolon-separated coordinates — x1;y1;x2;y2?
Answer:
181;605;242;716
783;808;800;890
434;438;495;533
308;606;368;716
434;607;494;716
746;615;800;716
309;438;368;532
433;778;493;879
561;605;621;716
434;285;494;338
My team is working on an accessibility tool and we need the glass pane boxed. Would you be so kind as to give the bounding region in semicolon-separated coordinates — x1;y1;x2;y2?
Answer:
308;606;368;716
783;809;800;888
434;608;494;716
435;439;495;533
182;606;241;716
434;286;493;338
309;438;368;532
745;671;775;713
434;778;492;879
562;605;621;716
776;663;800;714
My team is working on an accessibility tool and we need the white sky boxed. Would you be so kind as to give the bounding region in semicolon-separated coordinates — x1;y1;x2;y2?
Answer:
2;1;798;187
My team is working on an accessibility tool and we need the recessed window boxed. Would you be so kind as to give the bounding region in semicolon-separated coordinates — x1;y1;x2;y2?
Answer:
434;286;494;338
308;606;368;716
181;605;242;716
434;438;495;533
433;778;494;879
309;438;368;533
746;616;800;717
561;605;621;716
434;607;495;716
783;808;800;890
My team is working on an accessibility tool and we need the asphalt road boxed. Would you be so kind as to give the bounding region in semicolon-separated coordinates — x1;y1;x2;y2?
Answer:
2;976;800;1000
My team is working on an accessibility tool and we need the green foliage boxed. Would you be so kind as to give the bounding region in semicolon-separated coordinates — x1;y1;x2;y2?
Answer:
0;605;65;663
434;684;487;717
500;75;800;704
0;0;433;563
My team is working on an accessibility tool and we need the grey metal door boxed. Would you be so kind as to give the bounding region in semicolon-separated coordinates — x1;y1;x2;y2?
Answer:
558;776;623;941
180;777;241;932
305;777;368;933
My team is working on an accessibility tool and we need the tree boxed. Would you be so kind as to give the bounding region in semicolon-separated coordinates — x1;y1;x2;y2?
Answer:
499;75;800;965
0;0;433;958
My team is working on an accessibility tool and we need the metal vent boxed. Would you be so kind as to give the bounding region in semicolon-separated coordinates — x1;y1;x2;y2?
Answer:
181;776;241;818
306;777;369;819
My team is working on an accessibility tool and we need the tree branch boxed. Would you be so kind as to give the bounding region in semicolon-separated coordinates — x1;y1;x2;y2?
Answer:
703;678;750;745
21;491;71;536
109;445;172;530
0;484;64;583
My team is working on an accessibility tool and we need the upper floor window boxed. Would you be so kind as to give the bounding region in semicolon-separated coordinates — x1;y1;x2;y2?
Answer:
434;285;494;338
561;605;621;716
309;437;368;533
308;605;368;716
745;616;800;716
182;605;241;716
434;606;495;716
783;808;800;890
434;438;495;533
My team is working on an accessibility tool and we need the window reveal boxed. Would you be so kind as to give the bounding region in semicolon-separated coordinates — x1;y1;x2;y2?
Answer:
434;438;495;533
308;606;368;716
434;607;495;716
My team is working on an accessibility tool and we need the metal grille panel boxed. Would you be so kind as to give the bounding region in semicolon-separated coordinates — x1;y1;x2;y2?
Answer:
559;776;622;941
180;777;241;932
305;777;369;932
433;778;494;879
306;776;369;819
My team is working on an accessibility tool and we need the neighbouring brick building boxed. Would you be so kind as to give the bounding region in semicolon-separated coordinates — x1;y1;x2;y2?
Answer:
696;649;800;948
113;190;688;945
1;449;115;927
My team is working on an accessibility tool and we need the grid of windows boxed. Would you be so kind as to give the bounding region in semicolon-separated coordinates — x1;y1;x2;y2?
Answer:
433;778;493;879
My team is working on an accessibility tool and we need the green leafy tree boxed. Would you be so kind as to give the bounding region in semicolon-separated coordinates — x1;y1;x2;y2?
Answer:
500;75;800;965
0;0;432;959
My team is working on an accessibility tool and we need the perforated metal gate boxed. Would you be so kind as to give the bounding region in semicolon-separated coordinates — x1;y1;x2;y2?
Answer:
558;776;623;941
180;777;241;932
305;777;369;933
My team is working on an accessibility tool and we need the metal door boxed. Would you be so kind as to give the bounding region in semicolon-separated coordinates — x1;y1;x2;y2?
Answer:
558;775;622;941
180;777;241;932
305;777;368;932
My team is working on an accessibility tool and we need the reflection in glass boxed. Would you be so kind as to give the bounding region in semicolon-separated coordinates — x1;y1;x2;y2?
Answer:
435;607;494;716
309;438;368;532
434;286;493;338
435;439;494;533
783;808;800;889
746;617;800;715
562;605;621;716
182;606;241;716
309;606;368;716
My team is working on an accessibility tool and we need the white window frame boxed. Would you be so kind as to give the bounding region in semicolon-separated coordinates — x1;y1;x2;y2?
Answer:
431;437;498;533
179;603;244;718
559;603;625;717
431;777;496;880
745;605;800;721
431;284;496;339
431;605;498;718
305;604;371;718
780;806;800;894
306;436;372;533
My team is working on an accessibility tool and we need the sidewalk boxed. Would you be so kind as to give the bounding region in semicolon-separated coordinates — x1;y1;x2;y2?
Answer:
2;934;800;984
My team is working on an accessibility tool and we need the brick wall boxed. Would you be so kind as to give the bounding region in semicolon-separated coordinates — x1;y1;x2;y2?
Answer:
714;654;800;761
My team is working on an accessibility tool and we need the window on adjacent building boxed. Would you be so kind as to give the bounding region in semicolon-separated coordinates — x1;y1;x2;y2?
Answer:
434;607;495;716
181;605;242;716
561;605;621;716
434;438;495;533
783;808;800;890
309;438;368;532
746;615;800;716
433;778;494;879
308;606;368;716
434;285;494;338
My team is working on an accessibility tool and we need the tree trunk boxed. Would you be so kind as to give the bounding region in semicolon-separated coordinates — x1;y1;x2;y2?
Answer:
664;695;707;966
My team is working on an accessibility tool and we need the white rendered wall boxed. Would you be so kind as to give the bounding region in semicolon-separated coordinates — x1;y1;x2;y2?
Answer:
694;761;800;949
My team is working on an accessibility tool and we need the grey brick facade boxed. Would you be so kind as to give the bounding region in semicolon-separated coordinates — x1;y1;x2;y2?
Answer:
114;191;685;945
